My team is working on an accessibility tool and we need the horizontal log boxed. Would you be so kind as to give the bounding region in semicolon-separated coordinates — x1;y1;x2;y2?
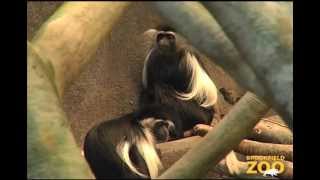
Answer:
193;116;293;144
235;139;292;162
192;120;293;161
250;116;292;144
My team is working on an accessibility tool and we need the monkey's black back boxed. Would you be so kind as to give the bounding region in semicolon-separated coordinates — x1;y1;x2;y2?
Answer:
84;114;148;179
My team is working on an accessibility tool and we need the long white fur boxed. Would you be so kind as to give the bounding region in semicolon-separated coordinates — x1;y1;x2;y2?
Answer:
136;128;163;178
176;52;218;107
117;141;147;178
142;45;217;107
142;48;153;88
139;117;158;128
116;118;163;178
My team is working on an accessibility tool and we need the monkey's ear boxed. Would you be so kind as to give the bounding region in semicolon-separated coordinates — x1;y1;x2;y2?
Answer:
155;25;176;32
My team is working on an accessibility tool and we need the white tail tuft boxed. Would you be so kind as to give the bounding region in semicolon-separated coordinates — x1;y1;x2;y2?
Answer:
117;141;148;178
116;127;162;178
137;128;163;178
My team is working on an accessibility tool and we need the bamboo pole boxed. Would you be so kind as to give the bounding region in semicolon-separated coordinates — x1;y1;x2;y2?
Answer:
27;2;130;178
158;92;269;179
203;2;293;128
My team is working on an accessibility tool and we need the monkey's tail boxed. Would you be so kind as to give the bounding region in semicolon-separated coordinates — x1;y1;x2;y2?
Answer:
116;127;163;178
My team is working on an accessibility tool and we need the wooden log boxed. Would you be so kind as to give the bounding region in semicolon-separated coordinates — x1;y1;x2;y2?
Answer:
192;119;293;161
203;2;293;128
174;125;293;162
157;136;233;178
31;2;130;99
194;116;293;144
249;116;293;144
28;43;93;179
157;137;293;179
27;2;130;179
235;139;293;161
158;92;269;178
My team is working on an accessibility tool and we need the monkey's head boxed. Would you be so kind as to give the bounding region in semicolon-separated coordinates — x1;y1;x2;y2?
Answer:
152;119;177;143
140;117;177;143
142;29;193;93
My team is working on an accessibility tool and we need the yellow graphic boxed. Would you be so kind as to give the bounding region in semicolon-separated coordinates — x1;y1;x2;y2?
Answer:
246;155;285;177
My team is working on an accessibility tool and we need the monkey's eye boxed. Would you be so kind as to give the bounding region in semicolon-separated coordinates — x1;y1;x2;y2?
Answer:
167;34;175;41
157;33;165;42
156;31;176;44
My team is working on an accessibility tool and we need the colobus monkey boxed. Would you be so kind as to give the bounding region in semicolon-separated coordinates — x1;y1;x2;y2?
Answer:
83;27;218;179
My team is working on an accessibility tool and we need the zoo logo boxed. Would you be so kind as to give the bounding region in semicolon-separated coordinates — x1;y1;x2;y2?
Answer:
246;156;285;177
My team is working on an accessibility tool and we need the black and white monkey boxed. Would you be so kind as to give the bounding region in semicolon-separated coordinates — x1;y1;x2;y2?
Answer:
83;27;218;179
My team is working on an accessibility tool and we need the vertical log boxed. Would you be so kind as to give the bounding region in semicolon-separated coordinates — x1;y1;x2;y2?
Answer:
31;2;130;99
203;2;293;128
28;2;130;178
159;92;269;179
28;43;94;178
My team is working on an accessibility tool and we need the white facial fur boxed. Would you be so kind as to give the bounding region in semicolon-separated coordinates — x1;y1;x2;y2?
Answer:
116;117;163;178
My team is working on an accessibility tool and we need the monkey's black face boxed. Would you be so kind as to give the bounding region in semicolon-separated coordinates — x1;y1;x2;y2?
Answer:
140;117;177;143
142;30;192;93
155;31;176;53
152;120;177;143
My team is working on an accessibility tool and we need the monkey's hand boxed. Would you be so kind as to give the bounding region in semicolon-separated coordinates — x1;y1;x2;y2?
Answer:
193;124;213;137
